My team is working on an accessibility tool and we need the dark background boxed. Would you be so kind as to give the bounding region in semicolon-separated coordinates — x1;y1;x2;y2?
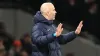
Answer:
0;0;99;42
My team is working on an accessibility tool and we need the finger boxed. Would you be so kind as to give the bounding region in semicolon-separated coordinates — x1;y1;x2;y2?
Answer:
79;24;83;29
59;23;62;27
78;24;83;31
61;28;63;32
57;23;61;29
78;21;83;27
80;20;83;24
58;28;63;35
81;20;83;23
57;23;62;31
59;23;63;29
80;24;83;29
77;21;83;29
58;27;63;33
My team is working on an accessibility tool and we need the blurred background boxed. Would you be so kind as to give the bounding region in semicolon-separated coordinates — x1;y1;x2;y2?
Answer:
0;0;100;56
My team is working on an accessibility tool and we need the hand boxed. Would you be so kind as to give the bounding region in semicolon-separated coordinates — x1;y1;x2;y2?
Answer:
75;21;83;34
55;23;63;37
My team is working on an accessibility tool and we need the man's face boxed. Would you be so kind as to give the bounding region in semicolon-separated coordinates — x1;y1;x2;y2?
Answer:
47;5;57;20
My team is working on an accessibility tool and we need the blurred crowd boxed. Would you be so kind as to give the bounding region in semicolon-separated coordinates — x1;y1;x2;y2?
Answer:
0;22;32;56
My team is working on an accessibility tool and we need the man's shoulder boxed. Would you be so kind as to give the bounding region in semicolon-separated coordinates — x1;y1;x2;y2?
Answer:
33;23;45;30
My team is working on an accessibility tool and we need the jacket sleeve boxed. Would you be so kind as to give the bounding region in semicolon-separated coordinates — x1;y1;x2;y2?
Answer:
31;28;56;45
57;31;77;44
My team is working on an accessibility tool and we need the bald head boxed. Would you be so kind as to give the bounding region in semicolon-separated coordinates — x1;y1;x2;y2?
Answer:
40;2;53;14
40;2;57;20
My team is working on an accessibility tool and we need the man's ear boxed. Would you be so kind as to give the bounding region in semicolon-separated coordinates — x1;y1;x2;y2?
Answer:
46;11;49;17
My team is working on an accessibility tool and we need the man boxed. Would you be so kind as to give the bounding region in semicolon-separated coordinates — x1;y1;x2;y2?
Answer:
31;2;83;56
